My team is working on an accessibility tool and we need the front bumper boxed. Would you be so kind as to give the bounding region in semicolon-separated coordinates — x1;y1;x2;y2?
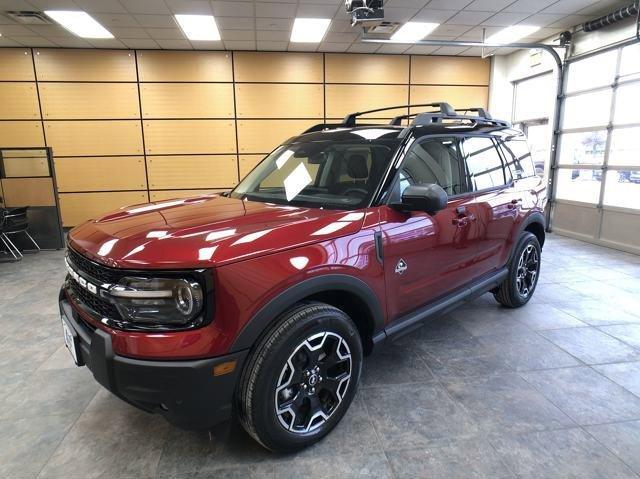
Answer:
59;291;248;430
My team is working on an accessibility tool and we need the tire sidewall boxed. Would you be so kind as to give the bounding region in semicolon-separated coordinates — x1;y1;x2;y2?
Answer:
250;306;362;451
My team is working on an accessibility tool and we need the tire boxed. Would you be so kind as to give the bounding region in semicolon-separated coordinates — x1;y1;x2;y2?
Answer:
494;232;541;308
237;302;363;452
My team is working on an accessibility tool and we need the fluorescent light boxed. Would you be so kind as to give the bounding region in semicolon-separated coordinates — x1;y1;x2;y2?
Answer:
390;22;439;43
175;14;220;41
485;25;540;44
45;11;113;39
291;18;331;43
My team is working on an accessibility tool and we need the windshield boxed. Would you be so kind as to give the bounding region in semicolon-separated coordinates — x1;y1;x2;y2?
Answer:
230;139;400;209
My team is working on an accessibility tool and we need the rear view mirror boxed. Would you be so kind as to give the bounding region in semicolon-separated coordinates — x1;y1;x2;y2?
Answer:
396;184;448;215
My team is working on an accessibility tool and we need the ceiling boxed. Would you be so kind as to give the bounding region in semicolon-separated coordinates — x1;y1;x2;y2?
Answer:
0;0;631;56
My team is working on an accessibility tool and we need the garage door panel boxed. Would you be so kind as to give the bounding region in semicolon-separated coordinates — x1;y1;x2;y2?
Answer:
143;120;236;154
34;49;136;82
137;51;232;82
45;120;143;156
55;156;147;192
147;155;238;189
600;209;640;252
140;83;234;119
553;202;600;239
39;83;140;119
235;84;323;118
59;191;148;227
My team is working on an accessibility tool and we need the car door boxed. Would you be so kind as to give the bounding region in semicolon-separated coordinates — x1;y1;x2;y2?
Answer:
458;135;519;273
379;136;486;322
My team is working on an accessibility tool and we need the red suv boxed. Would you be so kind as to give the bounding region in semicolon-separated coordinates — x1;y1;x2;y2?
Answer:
59;103;546;452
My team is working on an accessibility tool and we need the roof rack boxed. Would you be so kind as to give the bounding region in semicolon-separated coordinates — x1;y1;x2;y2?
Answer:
342;102;456;127
302;103;509;134
409;105;510;128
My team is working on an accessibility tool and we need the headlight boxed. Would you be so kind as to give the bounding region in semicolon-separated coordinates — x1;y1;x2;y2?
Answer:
108;277;204;325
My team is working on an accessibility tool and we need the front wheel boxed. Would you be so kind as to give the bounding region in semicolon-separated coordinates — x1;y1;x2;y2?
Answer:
237;302;362;452
494;232;541;308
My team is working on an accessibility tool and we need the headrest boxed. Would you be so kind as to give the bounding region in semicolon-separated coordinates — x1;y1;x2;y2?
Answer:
347;154;368;179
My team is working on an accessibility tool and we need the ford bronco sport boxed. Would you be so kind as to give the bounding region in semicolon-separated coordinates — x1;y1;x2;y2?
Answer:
59;103;546;452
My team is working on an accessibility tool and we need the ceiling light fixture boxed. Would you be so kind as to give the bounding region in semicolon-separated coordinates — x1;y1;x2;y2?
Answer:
290;18;331;43
390;22;439;43
485;25;540;44
175;14;220;41
44;10;113;38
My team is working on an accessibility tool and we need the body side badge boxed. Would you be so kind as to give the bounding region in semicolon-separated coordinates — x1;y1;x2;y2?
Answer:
395;258;407;275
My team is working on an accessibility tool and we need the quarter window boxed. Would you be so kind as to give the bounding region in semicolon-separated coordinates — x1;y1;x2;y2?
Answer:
460;137;510;191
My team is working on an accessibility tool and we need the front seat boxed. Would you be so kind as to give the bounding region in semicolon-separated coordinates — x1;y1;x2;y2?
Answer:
346;153;369;183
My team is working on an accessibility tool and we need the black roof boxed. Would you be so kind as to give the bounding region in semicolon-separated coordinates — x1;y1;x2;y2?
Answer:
287;122;522;145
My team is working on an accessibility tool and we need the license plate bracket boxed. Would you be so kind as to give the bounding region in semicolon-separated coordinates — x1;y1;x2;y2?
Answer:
61;315;83;367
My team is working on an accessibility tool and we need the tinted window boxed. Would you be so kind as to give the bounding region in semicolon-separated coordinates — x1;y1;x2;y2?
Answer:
231;140;398;209
460;136;510;191
390;138;464;202
500;138;536;179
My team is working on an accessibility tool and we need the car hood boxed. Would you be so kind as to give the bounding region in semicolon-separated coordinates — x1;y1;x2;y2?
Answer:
67;194;367;269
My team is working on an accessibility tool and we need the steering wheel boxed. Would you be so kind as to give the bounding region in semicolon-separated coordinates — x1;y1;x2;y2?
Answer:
341;187;368;198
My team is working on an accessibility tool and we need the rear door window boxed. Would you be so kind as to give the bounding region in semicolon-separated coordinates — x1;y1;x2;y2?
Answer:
499;138;537;179
460;136;511;191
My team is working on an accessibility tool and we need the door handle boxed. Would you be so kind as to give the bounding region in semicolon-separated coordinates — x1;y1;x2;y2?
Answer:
507;198;522;209
452;217;468;227
452;213;476;227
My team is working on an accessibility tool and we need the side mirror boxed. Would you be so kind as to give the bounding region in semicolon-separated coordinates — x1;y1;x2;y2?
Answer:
395;184;448;215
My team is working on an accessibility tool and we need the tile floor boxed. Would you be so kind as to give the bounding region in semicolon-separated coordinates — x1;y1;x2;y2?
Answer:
1;234;640;478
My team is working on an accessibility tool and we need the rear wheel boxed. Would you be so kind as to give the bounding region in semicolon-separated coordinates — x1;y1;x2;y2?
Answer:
494;232;541;308
237;302;362;452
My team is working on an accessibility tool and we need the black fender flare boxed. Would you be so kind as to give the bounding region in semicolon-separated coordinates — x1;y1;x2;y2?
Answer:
508;211;546;264
229;274;385;352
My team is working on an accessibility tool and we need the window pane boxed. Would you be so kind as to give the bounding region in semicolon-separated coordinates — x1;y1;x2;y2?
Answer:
562;89;612;129
558;131;607;165
395;138;464;198
526;124;551;177
555;168;602;203
461;137;508;191
500;138;536;179
620;44;640;78
613;81;640;125
604;170;640;209
566;50;617;92
609;128;640;167
514;74;554;122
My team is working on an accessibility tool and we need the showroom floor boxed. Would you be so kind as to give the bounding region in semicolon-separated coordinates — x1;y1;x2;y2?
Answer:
2;234;640;479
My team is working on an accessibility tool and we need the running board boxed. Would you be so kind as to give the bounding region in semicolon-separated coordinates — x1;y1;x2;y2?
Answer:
373;267;509;345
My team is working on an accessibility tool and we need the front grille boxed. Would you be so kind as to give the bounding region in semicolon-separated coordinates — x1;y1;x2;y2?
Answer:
67;247;124;285
68;277;119;321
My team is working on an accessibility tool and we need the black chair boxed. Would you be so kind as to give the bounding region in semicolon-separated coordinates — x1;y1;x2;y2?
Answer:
0;207;40;261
